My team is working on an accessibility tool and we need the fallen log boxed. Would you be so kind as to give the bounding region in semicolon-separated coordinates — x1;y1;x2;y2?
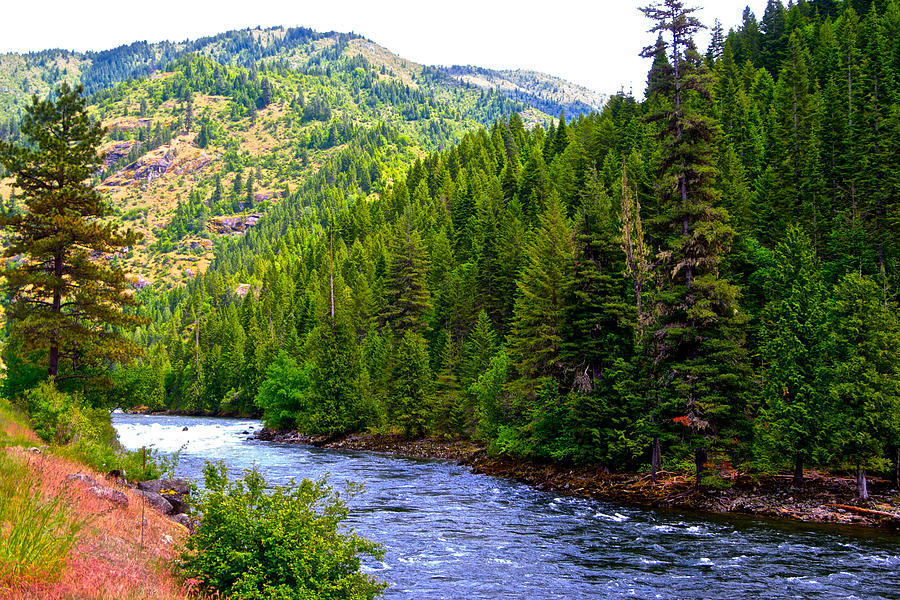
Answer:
822;504;900;520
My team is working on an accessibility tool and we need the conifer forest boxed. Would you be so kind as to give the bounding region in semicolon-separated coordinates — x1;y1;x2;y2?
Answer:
3;0;900;500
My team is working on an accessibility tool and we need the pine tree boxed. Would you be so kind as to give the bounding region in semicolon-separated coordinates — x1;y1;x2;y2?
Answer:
460;310;499;391
768;33;823;246
382;214;432;336
640;0;749;488
507;193;573;394
706;19;726;64
756;225;831;486
389;330;433;438
560;168;631;392
0;83;144;387
830;273;900;500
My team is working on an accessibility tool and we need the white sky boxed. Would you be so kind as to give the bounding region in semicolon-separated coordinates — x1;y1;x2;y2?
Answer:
1;0;768;95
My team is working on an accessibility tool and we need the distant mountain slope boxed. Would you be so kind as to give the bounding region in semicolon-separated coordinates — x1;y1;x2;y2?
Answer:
0;29;535;288
0;27;603;137
438;65;608;118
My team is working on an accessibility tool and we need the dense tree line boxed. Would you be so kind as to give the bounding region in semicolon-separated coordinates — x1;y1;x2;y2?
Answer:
114;0;900;498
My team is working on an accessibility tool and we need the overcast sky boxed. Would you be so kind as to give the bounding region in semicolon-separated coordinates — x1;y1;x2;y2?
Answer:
2;0;768;95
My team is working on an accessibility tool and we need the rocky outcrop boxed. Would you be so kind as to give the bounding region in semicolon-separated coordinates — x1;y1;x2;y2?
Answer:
102;141;137;167
178;238;214;252
66;473;129;507
137;478;191;517
90;486;129;507
138;491;174;515
99;144;215;190
207;213;262;235
125;273;152;289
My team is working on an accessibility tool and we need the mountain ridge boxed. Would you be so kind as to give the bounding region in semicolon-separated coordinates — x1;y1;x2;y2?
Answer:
0;26;610;135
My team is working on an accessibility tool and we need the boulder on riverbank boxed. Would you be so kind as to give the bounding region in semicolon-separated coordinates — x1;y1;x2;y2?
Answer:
137;478;191;518
139;490;174;515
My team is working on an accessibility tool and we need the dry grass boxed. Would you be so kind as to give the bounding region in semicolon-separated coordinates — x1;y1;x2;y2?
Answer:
0;447;196;600
347;38;421;87
0;404;38;448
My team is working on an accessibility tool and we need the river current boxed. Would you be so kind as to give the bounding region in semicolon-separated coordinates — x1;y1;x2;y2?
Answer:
112;413;900;599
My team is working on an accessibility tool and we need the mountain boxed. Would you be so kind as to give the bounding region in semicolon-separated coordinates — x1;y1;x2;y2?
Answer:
2;27;572;288
438;65;608;118
0;28;602;137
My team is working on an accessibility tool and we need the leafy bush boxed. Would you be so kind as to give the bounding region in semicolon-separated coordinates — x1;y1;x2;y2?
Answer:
254;351;309;430
58;439;175;483
23;380;77;445
181;462;386;600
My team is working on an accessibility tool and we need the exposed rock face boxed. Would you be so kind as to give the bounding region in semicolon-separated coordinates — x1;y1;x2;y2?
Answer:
178;239;214;252
99;144;215;189
126;273;152;289
102;141;137;167
207;213;262;235
138;478;191;516
170;513;197;531
66;473;129;507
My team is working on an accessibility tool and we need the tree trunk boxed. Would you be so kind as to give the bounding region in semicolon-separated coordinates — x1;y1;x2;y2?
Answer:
792;455;804;488
48;254;63;378
695;447;707;491
857;466;869;501
892;447;899;490
650;437;661;482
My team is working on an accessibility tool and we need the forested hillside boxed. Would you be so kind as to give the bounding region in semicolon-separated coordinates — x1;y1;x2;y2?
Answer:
4;1;900;499
2;31;543;288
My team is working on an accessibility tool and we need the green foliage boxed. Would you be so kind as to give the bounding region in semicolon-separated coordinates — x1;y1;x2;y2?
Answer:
22;380;78;445
118;0;900;485
468;350;510;441
181;462;386;600
829;273;900;470
15;380;171;480
755;225;832;474
389;330;433;438
255;351;310;430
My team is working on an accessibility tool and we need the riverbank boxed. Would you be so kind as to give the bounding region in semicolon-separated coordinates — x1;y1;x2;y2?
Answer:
256;428;900;530
0;403;191;599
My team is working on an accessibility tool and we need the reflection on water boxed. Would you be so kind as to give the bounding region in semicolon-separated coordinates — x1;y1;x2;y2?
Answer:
114;413;900;600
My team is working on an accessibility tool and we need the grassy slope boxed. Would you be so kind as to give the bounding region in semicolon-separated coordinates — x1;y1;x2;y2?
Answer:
0;401;191;600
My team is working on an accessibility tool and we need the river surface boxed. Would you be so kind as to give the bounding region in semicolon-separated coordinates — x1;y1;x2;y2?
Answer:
112;413;900;599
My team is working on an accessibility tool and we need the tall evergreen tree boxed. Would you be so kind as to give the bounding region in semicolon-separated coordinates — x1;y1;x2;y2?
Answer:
830;273;900;500
382;214;432;335
640;0;749;488
756;225;831;486
508;193;573;395
0;83;144;388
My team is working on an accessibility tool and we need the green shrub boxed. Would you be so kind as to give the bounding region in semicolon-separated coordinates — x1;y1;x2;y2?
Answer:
19;380;172;481
23;380;77;445
181;462;386;600
57;440;175;482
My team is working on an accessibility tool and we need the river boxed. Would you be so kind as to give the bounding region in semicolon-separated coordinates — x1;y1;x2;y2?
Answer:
112;413;900;599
